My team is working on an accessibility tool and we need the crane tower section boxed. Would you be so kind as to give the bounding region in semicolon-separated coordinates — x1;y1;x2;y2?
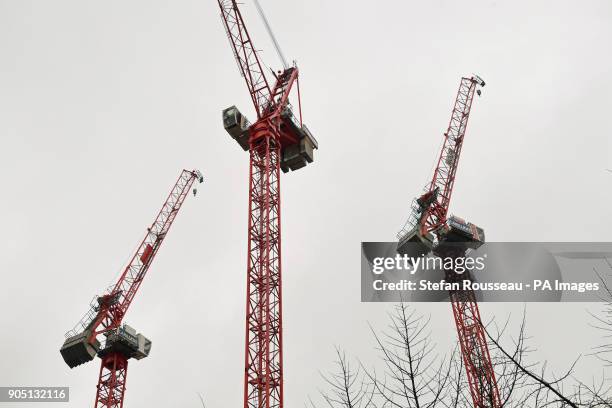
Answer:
216;2;318;408
396;76;502;408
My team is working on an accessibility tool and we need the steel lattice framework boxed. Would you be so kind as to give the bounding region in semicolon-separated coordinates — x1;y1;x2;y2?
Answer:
400;77;501;408
218;0;271;117
216;2;313;408
244;126;283;408
95;354;128;408
420;77;479;235
449;287;500;407
62;169;202;408
93;170;201;408
92;170;201;338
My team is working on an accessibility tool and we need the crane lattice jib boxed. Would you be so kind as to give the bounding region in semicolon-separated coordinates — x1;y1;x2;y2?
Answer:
72;169;201;341
217;0;272;118
420;77;479;235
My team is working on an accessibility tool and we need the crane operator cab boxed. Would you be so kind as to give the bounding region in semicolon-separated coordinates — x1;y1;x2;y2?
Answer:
222;105;318;173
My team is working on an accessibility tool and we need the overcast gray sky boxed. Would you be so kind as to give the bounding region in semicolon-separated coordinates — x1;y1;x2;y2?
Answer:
1;0;611;407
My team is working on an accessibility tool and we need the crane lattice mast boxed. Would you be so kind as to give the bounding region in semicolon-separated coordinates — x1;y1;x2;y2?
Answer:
397;76;502;408
60;169;203;408
216;2;318;408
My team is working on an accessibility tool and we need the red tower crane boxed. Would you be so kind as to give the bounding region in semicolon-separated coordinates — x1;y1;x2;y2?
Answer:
60;169;204;408
216;2;318;408
397;76;501;408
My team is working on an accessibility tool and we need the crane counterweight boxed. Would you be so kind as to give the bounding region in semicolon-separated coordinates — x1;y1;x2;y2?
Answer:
61;331;101;368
